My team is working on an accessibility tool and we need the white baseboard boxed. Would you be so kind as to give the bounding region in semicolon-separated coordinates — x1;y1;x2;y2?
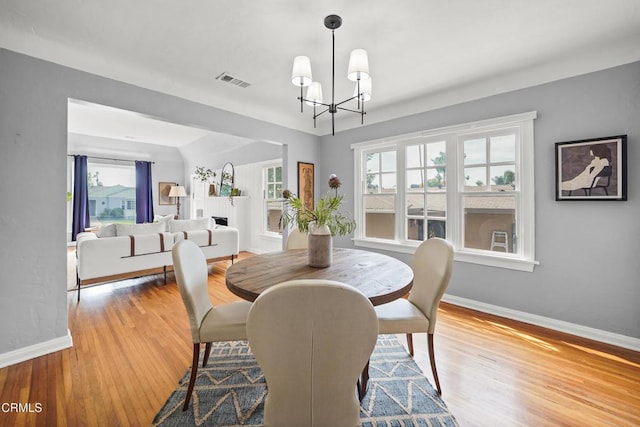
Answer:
0;330;73;368
442;295;640;352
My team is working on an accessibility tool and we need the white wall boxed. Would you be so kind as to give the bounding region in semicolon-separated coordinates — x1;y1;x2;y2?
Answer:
234;160;283;254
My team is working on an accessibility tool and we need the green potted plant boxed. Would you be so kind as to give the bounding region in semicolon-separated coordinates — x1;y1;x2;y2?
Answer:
195;166;217;196
282;174;356;267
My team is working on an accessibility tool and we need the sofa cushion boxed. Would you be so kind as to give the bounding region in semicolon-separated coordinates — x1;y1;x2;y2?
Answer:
96;223;117;238
168;218;212;233
153;214;174;231
116;222;166;236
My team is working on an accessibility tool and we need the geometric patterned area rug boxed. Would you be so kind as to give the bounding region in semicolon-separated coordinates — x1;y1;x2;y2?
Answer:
152;335;459;426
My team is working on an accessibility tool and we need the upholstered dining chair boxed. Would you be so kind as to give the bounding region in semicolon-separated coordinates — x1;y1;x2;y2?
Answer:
247;280;378;427
171;239;252;411
374;237;454;395
285;228;308;250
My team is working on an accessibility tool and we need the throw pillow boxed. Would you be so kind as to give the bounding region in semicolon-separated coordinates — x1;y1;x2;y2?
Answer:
96;223;117;238
153;214;174;231
168;218;212;233
116;222;166;236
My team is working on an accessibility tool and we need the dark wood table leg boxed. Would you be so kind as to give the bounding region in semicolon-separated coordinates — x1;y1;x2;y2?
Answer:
359;360;370;400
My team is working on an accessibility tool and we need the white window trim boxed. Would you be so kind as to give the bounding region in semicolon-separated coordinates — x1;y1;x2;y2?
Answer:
352;111;539;272
262;163;283;238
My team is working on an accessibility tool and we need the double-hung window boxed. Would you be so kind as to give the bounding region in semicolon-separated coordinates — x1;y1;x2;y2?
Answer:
353;112;538;271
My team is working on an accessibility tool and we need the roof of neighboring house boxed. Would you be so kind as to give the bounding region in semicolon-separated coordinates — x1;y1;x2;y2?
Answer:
89;185;135;199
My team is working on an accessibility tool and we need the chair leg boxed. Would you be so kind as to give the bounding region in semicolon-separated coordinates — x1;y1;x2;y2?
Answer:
183;343;201;411
359;360;370;400
202;342;212;367
406;333;414;357
428;333;442;395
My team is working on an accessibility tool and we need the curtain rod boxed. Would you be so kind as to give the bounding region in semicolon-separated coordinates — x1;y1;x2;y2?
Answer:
67;154;155;164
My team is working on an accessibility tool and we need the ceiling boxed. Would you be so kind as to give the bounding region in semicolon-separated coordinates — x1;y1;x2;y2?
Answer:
67;99;212;147
2;1;640;136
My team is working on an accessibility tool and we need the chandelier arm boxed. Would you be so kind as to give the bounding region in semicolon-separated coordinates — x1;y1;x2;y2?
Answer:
336;106;366;115
335;95;360;108
312;107;331;119
299;98;332;109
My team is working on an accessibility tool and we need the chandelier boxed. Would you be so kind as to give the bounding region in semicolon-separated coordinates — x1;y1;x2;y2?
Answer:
291;14;372;135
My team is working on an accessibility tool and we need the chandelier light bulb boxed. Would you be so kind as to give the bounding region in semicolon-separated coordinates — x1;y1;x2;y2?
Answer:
291;56;312;87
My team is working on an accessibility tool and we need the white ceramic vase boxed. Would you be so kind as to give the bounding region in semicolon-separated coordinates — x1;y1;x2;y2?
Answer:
307;222;332;268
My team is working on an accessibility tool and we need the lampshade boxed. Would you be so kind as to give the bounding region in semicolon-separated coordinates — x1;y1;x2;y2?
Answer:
305;82;323;106
168;185;186;198
347;49;370;81
291;56;313;87
354;77;372;102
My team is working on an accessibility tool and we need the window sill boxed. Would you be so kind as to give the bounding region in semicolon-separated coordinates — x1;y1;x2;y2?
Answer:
353;238;539;272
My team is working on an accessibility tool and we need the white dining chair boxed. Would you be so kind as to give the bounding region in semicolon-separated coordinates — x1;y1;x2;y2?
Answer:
172;239;252;411
247;279;378;426
374;237;454;395
285;228;308;250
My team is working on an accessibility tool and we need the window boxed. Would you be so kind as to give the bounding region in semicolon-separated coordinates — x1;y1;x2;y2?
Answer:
87;162;136;226
264;164;283;234
352;112;538;272
364;150;396;239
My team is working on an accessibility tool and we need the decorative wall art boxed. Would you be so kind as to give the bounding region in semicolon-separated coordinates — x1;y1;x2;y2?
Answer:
159;182;177;205
297;162;314;211
555;135;627;201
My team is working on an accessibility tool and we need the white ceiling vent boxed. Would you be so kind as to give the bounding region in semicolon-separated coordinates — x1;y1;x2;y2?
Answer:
215;72;251;88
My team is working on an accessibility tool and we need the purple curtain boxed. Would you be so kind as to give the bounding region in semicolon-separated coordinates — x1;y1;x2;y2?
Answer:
71;155;90;241
135;161;154;223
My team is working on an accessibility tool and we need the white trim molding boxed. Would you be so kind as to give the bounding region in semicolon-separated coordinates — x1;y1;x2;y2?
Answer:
352;111;539;272
0;330;73;368
442;295;640;352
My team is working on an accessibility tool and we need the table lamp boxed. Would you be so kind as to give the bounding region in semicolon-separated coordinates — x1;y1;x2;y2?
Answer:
168;185;187;218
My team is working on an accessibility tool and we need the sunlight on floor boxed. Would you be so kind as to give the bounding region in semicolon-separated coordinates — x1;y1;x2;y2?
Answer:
563;342;640;368
485;320;559;352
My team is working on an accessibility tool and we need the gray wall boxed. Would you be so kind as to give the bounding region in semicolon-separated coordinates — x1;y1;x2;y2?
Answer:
0;48;317;355
320;61;640;339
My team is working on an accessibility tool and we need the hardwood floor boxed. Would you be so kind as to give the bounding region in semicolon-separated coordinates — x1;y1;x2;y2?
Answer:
1;250;639;426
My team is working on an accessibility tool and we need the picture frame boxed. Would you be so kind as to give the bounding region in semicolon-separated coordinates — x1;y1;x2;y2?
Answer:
555;135;627;201
297;162;314;211
159;182;177;205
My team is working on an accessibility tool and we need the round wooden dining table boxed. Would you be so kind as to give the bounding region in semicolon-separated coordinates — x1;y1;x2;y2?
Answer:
225;247;414;306
225;247;414;399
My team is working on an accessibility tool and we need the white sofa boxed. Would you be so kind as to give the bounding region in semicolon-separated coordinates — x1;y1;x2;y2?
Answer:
75;218;239;300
